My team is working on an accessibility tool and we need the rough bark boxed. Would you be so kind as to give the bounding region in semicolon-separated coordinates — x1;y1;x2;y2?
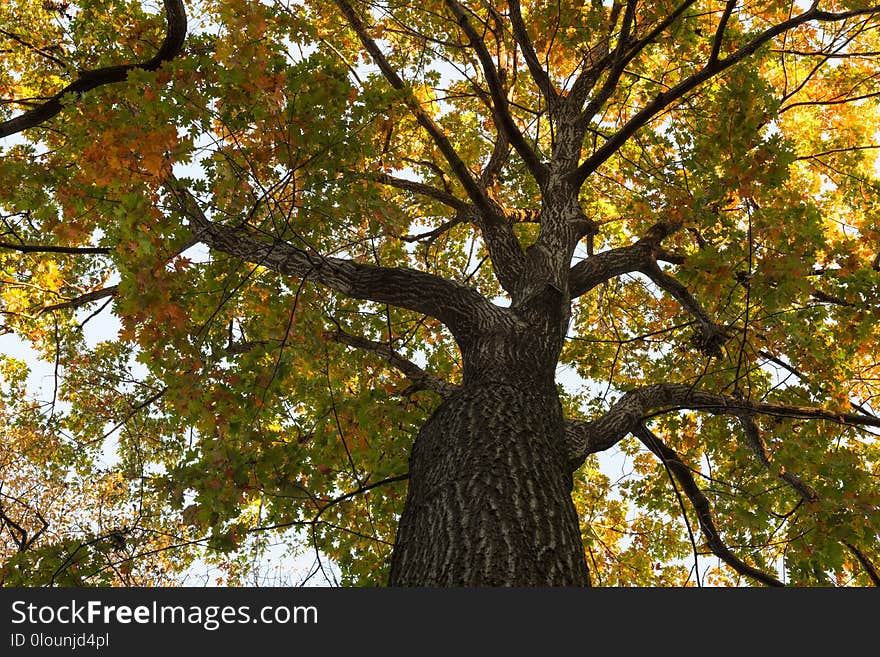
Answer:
389;370;589;586
389;311;590;586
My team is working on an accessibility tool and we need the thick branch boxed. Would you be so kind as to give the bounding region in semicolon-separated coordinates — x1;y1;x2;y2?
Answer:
738;415;819;503
326;328;457;398
507;0;558;108
0;502;29;552
634;424;784;586
574;0;638;126
475;214;529;295
709;0;739;64
333;0;529;294
444;0;547;183
576;0;698;121
332;0;495;217
845;542;880;586
170;183;501;340
480;130;511;187
387;149;527;295
564;383;880;469
0;491;48;552
569;244;651;298
0;0;186;138
568;220;682;298
572;4;880;187
570;387;878;585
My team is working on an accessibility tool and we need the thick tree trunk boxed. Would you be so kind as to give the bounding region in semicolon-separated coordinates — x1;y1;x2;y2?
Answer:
388;369;590;586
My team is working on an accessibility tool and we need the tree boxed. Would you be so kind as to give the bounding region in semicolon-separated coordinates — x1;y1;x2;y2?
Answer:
1;0;879;587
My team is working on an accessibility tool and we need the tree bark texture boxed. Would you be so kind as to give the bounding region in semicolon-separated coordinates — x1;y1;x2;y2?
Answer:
389;333;591;586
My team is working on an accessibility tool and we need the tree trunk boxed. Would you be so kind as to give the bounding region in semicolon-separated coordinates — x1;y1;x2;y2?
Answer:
388;365;590;586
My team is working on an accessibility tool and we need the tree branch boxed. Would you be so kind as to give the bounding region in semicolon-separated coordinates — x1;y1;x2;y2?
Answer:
737;415;819;504
640;261;729;357
168;182;502;340
0;489;49;553
564;383;880;469
38;284;118;315
737;415;880;586
758;349;878;419
326;327;457;398
507;0;559;108
333;0;529;294
574;0;637;127
0;0;187;138
571;387;877;585
480;129;511;187
576;0;698;122
0;240;111;255
254;473;410;534
368;173;470;212
568;220;682;298
398;216;464;243
709;0;739;64
572;4;880;187
0;28;68;69
844;542;880;586
445;0;548;184
634;424;784;586
332;0;494;216
0;500;30;552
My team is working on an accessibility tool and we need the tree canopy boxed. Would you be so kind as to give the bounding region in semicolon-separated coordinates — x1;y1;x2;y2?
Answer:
1;0;879;586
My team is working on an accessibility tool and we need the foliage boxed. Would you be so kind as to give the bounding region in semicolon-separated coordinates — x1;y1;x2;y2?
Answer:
1;0;879;586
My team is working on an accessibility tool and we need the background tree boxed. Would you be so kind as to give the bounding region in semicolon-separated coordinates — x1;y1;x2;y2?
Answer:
1;0;879;586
